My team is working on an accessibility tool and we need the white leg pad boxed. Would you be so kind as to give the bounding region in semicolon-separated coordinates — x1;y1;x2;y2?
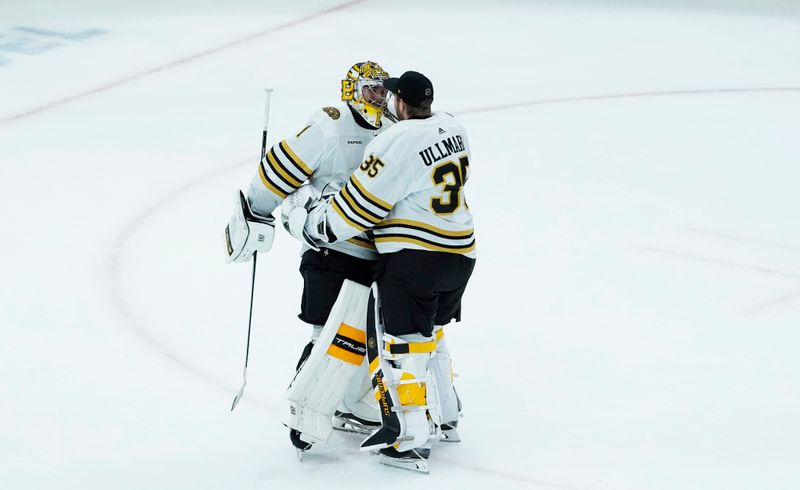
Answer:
283;280;370;444
430;326;461;425
390;345;435;452
360;285;439;453
338;359;380;423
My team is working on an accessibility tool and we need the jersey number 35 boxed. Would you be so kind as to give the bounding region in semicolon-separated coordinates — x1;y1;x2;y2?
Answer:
431;156;470;215
360;155;385;178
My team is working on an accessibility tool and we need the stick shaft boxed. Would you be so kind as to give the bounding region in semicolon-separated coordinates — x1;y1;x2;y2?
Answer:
243;252;257;367
261;88;274;160
231;88;273;411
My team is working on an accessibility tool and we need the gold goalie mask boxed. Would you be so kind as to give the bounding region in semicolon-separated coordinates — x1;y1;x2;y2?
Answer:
341;61;391;128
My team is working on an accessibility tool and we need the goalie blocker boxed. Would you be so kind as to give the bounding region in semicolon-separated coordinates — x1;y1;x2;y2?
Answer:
225;190;275;263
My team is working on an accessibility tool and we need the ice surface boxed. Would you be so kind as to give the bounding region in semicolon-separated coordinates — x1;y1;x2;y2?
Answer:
1;1;798;489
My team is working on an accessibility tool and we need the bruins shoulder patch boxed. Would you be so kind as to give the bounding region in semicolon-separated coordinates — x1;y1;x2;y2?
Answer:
322;107;341;120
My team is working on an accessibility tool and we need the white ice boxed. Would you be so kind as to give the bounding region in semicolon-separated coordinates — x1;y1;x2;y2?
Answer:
1;1;798;489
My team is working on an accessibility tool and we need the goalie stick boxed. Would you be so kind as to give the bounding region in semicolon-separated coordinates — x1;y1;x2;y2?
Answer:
231;88;274;411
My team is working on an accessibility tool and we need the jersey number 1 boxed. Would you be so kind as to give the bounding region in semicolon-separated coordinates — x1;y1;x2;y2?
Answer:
431;156;469;215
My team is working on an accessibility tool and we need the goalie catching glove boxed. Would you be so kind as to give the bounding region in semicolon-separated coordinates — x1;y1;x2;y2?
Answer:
281;184;327;250
225;190;275;263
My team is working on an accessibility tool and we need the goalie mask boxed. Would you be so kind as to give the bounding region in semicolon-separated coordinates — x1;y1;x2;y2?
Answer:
342;61;390;128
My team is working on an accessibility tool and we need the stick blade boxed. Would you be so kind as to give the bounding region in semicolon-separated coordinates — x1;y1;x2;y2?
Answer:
230;379;246;411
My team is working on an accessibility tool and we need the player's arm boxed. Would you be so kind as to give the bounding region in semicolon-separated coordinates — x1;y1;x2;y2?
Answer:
246;123;323;216
303;146;407;244
225;123;324;261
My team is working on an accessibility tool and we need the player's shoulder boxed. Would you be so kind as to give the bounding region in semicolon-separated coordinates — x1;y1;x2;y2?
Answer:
377;112;454;143
366;122;421;161
289;104;351;148
306;103;358;128
428;111;469;146
317;105;345;122
432;111;465;132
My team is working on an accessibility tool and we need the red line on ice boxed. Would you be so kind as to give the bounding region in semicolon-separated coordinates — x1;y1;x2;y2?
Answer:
0;0;367;125
105;156;282;410
741;289;800;316
457;86;800;115
637;246;800;280
681;226;800;253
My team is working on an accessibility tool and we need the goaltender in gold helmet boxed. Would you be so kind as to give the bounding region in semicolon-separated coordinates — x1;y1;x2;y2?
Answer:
228;60;397;456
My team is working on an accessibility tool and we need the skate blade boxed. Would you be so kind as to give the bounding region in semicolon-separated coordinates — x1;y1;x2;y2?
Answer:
332;424;372;435
332;416;380;435
439;429;461;443
379;455;429;474
296;448;306;461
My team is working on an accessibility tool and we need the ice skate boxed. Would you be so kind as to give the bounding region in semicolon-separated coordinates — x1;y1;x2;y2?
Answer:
439;421;461;443
378;446;430;474
332;410;381;435
289;429;312;460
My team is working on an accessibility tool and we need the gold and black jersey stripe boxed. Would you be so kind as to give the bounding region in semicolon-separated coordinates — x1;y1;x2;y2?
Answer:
341;186;383;224
349;175;391;213
374;235;476;254
331;198;369;232
278;140;313;177
332;176;394;233
257;162;287;198
257;140;313;199
346;235;377;250
374;219;476;254
376;219;474;239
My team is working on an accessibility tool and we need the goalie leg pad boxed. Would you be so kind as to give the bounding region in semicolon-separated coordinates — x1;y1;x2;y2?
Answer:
337;356;380;423
430;326;462;427
360;285;437;453
333;354;381;435
283;280;371;444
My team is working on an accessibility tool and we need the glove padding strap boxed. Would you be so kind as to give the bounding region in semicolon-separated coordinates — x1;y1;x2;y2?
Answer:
225;190;275;263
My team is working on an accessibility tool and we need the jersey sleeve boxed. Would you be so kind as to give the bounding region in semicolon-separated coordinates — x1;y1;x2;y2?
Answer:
317;133;411;242
247;122;324;216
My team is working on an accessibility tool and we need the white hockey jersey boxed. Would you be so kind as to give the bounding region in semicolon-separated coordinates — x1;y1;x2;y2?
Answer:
313;111;476;258
247;103;389;259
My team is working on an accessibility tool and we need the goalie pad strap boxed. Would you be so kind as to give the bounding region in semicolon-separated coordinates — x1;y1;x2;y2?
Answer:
384;340;436;355
327;326;367;365
381;329;443;355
